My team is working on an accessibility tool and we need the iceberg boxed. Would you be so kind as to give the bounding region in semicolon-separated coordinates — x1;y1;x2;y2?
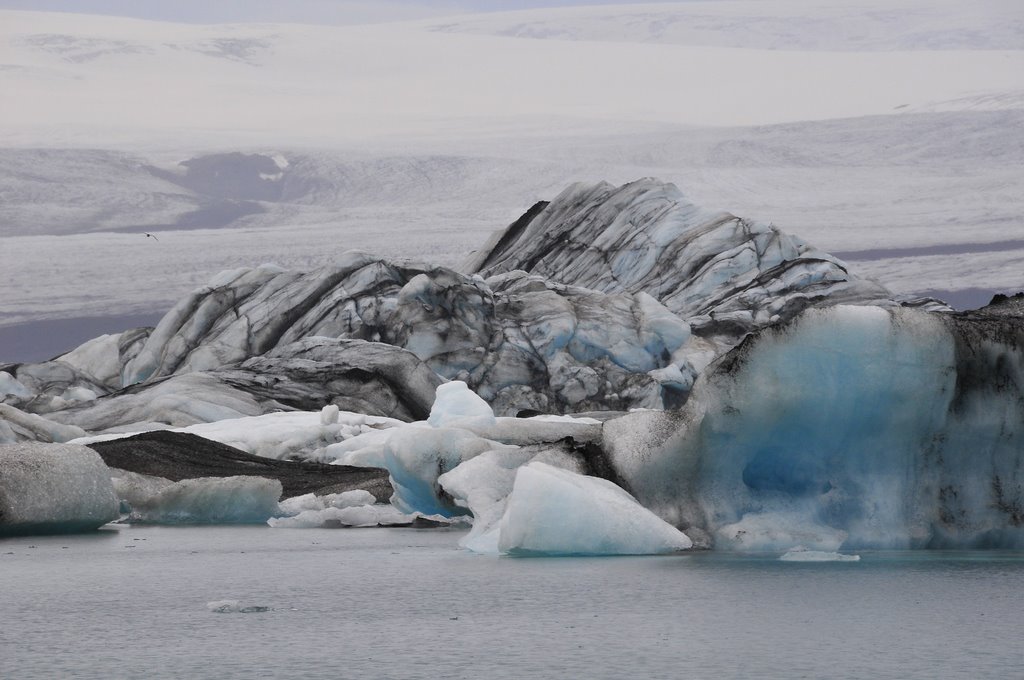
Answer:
497;462;692;556
267;504;424;528
715;512;847;552
0;442;119;536
604;301;1024;550
110;469;175;513
127;476;282;524
427;380;496;429
270;489;455;528
277;489;377;516
439;445;585;553
379;426;510;516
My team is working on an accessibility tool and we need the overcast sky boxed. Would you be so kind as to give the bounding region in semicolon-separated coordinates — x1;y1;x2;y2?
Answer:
0;0;668;24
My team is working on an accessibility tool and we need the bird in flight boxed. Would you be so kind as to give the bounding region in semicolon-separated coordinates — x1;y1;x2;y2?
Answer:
144;233;159;241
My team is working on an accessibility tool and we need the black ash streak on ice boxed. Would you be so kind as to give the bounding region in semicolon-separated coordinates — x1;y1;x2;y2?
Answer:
86;430;392;500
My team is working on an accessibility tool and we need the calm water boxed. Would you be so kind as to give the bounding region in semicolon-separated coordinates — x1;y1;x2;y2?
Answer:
2;526;1022;679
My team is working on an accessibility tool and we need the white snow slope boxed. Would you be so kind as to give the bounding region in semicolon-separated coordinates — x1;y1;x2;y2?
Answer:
0;0;1022;344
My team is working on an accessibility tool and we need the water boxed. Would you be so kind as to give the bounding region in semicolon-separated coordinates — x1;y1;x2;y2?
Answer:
2;526;1022;679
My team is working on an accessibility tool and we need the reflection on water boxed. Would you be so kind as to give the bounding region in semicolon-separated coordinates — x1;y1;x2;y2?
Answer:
2;526;1022;679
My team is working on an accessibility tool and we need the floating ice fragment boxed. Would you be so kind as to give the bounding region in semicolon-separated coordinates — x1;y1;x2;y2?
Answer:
497;462;692;556
110;469;174;513
206;600;271;614
438;445;584;554
128;476;282;524
382;426;506;515
276;492;322;516
715;512;847;552
267;503;445;528
276;489;377;517
780;547;861;562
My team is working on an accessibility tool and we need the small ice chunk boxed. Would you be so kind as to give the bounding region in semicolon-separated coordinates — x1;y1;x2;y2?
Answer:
207;600;271;614
427;381;496;428
382;426;505;515
497;462;692;556
129;476;282;524
267;503;428;528
276;489;379;517
268;509;333;528
110;469;174;512
324;489;376;508
320;404;340;426
780;547;861;562
277;492;323;516
0;371;33;399
61;386;98;403
716;512;847;552
330;504;411;527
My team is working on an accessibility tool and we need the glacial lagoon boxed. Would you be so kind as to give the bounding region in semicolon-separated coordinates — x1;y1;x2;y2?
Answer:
3;526;1022;679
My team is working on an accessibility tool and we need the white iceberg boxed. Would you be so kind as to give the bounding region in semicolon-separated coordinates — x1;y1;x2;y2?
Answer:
270;488;459;528
427;380;496;429
380;425;510;516
110;469;174;513
715;512;848;553
497;462;692;556
128;476;282;524
267;503;421;529
438;446;584;554
276;489;377;516
0;442;119;535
